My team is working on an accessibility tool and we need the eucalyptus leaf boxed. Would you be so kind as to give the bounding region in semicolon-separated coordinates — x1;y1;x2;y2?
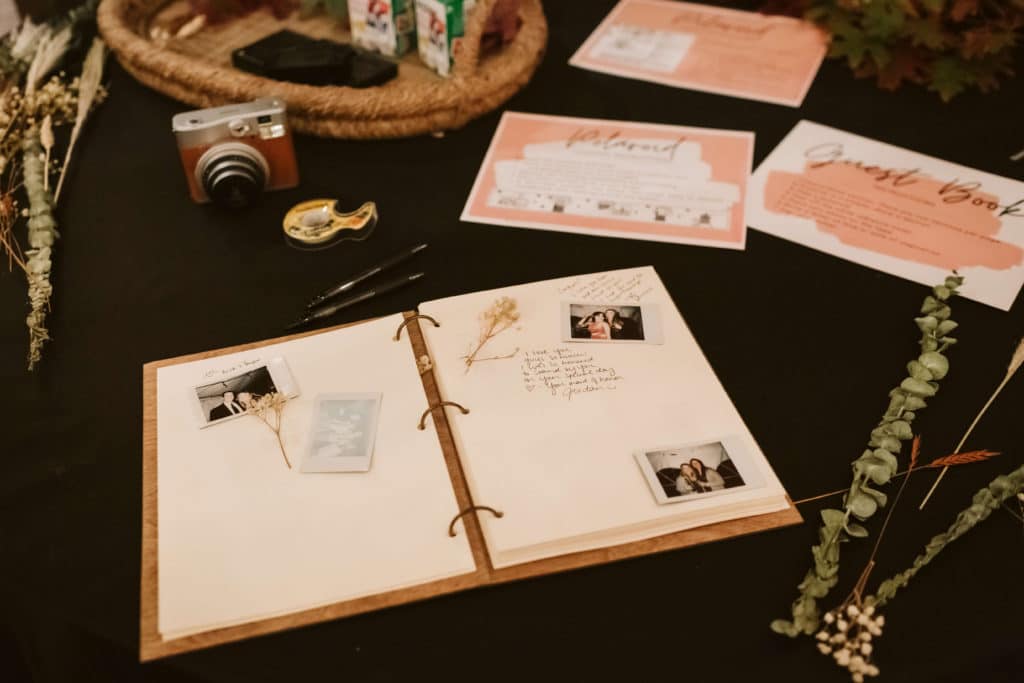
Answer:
933;285;951;299
904;396;927;410
907;360;933;381
878;436;902;453
915;315;938;332
888;419;914;439
845;523;869;538
872;448;898;470
936;320;958;336
900;377;938;397
820;508;846;528
861;485;889;506
922;338;939;352
848;491;878;519
918;351;948;379
920;295;939;313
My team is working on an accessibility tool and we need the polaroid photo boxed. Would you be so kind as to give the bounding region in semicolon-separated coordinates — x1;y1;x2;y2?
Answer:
634;436;762;505
301;393;383;473
192;356;298;429
562;302;663;344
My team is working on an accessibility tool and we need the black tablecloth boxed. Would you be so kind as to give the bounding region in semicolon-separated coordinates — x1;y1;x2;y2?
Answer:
2;1;1023;681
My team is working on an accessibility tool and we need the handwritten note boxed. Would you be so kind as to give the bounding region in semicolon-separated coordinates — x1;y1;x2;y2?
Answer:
558;271;655;303
521;348;623;401
202;357;262;380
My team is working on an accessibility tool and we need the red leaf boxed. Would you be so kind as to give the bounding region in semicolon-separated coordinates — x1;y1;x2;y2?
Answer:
950;0;981;22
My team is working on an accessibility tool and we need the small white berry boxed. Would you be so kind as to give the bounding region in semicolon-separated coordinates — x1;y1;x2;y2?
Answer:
861;643;873;656
864;605;875;616
857;614;870;626
816;631;830;641
852;674;864;683
859;631;872;641
824;612;836;624
817;643;832;655
866;664;880;677
875;615;885;627
847;605;860;617
838;619;849;632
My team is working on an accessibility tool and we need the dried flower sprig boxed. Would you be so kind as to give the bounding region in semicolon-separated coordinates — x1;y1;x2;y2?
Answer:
812;462;1024;681
54;37;105;203
462;296;520;372
0;2;109;369
919;337;1024;509
246;392;292;469
772;275;964;638
794;449;1001;506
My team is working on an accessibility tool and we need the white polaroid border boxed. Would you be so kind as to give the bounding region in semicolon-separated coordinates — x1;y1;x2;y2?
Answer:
190;356;299;429
301;392;383;474
561;302;663;344
633;434;764;506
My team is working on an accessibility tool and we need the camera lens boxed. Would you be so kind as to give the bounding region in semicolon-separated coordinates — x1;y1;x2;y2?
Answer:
196;143;269;209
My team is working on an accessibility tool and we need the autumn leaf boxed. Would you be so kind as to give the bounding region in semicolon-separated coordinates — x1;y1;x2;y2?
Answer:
902;16;950;50
949;0;981;23
928;55;972;100
876;46;929;88
960;28;1018;59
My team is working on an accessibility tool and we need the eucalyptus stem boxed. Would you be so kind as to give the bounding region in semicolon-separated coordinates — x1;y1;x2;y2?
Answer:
870;463;1024;607
771;275;964;637
21;122;58;370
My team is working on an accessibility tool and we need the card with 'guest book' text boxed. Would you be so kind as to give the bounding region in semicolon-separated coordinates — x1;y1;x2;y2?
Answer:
748;121;1024;311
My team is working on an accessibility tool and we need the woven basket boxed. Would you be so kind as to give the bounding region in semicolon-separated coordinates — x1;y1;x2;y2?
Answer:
97;0;547;138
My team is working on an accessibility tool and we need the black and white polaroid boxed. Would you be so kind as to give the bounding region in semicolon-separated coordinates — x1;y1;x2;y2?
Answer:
634;437;758;505
192;356;298;429
562;302;662;344
301;393;383;473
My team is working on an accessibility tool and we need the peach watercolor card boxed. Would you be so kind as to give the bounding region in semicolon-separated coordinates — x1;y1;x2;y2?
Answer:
569;0;828;107
748;121;1024;311
461;112;754;249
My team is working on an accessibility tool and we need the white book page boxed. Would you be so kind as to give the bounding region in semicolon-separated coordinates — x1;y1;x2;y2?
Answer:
418;268;788;567
156;315;476;638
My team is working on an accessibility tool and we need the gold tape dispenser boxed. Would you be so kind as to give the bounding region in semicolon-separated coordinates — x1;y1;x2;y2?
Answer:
282;199;378;250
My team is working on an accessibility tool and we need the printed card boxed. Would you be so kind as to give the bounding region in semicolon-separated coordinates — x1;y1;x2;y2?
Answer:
748;121;1024;310
302;393;383;473
569;0;827;107
462;112;754;249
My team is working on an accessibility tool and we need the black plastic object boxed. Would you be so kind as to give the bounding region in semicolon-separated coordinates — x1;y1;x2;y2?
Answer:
232;30;397;88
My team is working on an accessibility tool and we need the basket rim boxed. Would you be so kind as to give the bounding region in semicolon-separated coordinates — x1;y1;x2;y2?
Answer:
97;0;548;123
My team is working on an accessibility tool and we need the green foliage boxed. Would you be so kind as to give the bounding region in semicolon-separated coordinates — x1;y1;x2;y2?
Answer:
869;463;1024;606
771;275;964;638
770;0;1024;100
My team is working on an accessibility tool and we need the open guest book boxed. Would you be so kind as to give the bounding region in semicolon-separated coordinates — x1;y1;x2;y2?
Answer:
142;266;799;659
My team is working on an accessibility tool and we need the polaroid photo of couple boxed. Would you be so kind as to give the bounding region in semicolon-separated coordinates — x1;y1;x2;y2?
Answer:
562;302;663;344
634;437;762;505
191;356;299;429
